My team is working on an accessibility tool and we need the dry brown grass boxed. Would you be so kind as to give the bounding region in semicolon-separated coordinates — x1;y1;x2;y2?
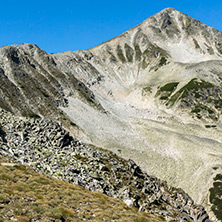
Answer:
0;156;162;222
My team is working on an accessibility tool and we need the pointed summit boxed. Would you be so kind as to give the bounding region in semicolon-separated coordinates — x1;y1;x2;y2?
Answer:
91;7;222;63
158;7;179;14
146;7;190;29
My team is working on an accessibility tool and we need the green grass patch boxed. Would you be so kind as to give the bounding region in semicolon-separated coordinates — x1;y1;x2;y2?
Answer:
116;45;126;63
159;57;167;67
214;174;222;181
209;175;222;220
156;82;179;101
134;44;142;61
167;78;214;107
0;195;10;204
159;82;179;92
34;177;50;185
0;157;163;221
0;174;13;181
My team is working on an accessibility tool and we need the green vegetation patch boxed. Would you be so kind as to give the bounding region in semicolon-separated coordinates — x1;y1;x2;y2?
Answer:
159;82;179;92
167;78;214;107
214;174;222;181
177;78;213;98
213;167;219;170
193;38;200;49
209;174;222;220
191;104;208;114
134;44;142;61
116;45;126;63
158;57;167;67
157;78;222;121
0;157;162;222
141;45;169;70
156;82;179;101
124;43;134;63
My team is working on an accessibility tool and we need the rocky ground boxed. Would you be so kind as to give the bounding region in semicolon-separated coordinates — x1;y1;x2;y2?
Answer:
0;156;164;222
0;108;212;221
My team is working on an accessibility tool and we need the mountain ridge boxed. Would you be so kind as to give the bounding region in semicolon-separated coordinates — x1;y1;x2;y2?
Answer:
88;7;215;51
0;8;222;221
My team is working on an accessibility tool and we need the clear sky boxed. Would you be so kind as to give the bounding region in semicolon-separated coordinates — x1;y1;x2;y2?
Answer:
1;0;222;53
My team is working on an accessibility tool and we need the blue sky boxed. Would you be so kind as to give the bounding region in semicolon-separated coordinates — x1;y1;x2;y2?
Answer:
1;0;222;53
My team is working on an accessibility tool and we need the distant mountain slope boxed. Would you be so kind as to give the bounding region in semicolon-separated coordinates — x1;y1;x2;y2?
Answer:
0;43;104;135
0;8;222;221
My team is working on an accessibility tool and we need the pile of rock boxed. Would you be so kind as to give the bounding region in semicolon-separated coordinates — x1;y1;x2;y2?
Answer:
0;108;211;221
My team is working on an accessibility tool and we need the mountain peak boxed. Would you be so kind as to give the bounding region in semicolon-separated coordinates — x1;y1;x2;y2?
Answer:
150;7;184;21
149;7;190;26
91;7;222;63
158;7;179;14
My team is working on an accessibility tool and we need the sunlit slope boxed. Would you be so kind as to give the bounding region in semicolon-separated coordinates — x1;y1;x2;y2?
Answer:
0;7;222;221
53;9;222;220
0;157;162;222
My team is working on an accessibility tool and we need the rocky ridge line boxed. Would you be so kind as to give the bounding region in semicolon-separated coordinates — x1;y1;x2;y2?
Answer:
0;108;212;221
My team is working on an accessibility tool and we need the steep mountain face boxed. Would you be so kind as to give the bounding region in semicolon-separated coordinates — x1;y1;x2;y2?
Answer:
0;8;222;221
0;43;104;137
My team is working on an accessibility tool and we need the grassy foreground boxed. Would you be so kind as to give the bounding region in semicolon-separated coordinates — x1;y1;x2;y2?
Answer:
0;156;162;222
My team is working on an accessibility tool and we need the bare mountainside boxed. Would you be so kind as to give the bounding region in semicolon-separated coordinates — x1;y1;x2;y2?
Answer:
0;8;222;221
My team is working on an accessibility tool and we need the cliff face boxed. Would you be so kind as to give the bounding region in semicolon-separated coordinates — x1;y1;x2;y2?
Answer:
0;8;222;221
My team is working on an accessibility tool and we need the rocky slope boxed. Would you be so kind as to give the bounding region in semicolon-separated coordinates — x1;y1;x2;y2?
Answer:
0;108;211;221
0;7;222;221
0;156;163;222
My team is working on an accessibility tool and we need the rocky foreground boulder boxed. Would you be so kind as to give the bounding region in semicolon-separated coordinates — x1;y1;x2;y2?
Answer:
0;108;212;221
